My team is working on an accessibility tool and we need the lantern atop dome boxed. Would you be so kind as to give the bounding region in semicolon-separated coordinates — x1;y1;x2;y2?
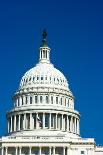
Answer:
39;29;51;64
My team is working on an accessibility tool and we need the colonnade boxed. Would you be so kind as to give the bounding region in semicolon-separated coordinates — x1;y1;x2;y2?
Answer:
14;94;74;109
7;112;80;135
1;146;71;155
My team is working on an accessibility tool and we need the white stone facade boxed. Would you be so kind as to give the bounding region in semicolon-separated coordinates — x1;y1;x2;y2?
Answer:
0;30;103;155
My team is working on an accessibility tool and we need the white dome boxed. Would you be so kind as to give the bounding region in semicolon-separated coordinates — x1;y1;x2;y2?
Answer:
19;62;69;90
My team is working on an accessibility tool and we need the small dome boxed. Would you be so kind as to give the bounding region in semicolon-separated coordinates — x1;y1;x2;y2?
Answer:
19;62;69;90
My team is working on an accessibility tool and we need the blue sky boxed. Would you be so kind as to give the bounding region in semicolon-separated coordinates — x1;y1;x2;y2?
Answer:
0;0;103;144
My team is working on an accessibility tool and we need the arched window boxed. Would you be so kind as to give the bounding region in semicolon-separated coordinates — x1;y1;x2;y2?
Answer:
30;97;32;104
61;98;62;105
35;96;38;103
40;96;43;103
41;76;43;80
37;76;39;80
26;96;28;104
56;97;58;104
33;77;35;81
51;96;53;104
46;96;49;103
22;96;23;105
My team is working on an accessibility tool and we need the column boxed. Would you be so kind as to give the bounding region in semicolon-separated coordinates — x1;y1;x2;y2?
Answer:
43;113;45;129
10;116;12;132
77;119;80;135
67;115;69;131
14;115;16;131
36;113;38;129
23;96;26;105
29;147;31;155
68;117;70;131
18;115;20;130
15;147;18;155
62;114;64;130
49;147;51;155
56;114;57;129
23;113;26;129
67;147;71;155
79;119;80;135
19;96;22;106
33;95;35;104
19;147;21;155
72;117;74;133
74;118;77;133
30;113;32;129
28;96;30;105
39;147;41;155
70;116;73;132
8;118;10;133
53;147;55;155
49;113;51;129
5;147;8;155
63;147;65;155
1;147;4;155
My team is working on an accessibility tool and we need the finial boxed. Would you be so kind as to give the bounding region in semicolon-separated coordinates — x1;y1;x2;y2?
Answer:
42;29;47;46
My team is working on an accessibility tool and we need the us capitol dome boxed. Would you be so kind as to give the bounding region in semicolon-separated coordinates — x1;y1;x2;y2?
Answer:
0;30;103;155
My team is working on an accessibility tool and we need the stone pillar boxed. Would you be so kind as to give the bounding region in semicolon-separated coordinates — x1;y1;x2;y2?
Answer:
49;147;52;155
23;95;26;105
56;114;57;129
75;118;77;133
53;147;55;155
15;147;18;155
20;96;22;106
23;113;26;129
33;95;35;104
18;115;20;130
67;147;70;155
28;96;30;105
49;113;51;129
19;147;21;155
8;118;10;133
5;147;8;155
36;113;38;129
30;113;32;129
72;117;74;133
1;147;4;155
10;116;12;132
14;115;16;131
78;119;80;135
43;113;45;129
77;119;80;135
67;115;69;131
63;147;65;155
70;116;73;132
62;114;64;130
29;147;31;155
39;147;41;155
